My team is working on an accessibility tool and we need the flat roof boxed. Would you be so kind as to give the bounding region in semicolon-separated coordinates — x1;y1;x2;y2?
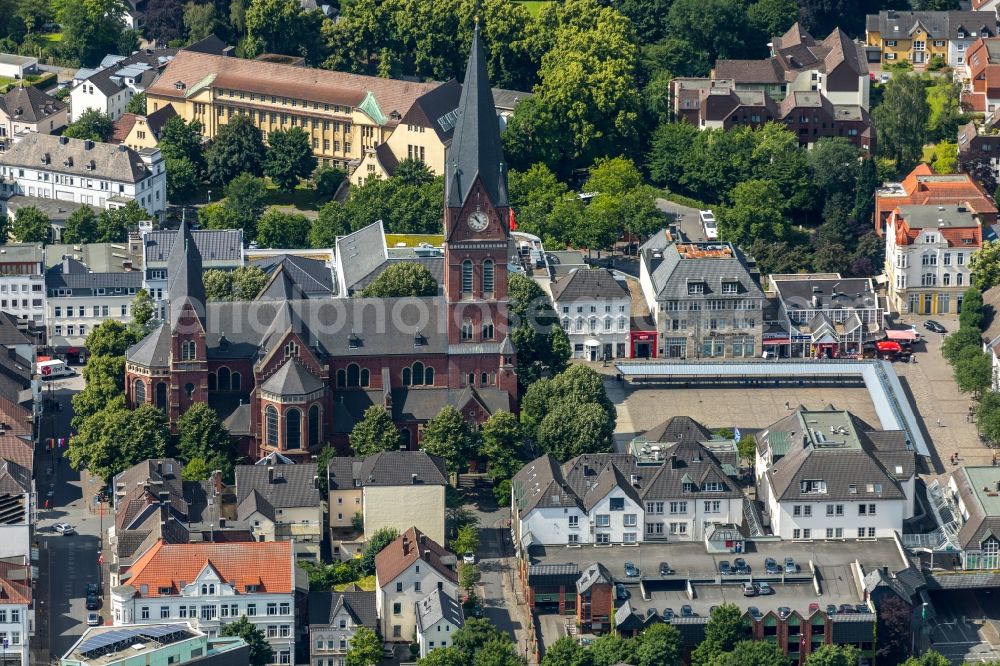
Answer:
897;204;981;229
614;360;928;457
966;467;1000;516
0;54;36;66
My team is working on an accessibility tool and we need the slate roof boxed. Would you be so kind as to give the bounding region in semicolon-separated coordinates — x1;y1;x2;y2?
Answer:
0;460;30;494
182;34;231;56
576;563;613;593
336;221;388;294
252;254;336;297
374;142;399;177
78;48;177;98
144;228;243;265
0;312;31;348
445;25;508;209
336;387;510;429
866;10;997;41
375;527;457;585
145;103;178;136
126;322;171;367
636;416;714;445
0;85;66;124
45;257;142;294
308;589;378;628
166;220;206;326
235;462;320;521
415;588;464;632
329;451;447;488
642;240;764;302
550;268;631;303
403;79;462;143
0;133;153;183
259;359;325;396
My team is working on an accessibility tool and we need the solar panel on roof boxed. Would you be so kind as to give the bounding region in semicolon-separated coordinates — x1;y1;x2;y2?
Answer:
77;628;140;655
140;624;188;638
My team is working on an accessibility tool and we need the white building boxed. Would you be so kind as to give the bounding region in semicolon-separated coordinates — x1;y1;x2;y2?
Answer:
511;417;745;548
0;55;37;81
141;227;244;316
307;588;378;666
552;268;632;361
983;286;1000;390
0;557;34;666
70;50;176;122
0;245;45;327
236;464;324;560
60;623;249;666
374;527;459;642
0;133;167;218
415;589;464;658
884;202;980;315
755;407;916;540
110;540;300;665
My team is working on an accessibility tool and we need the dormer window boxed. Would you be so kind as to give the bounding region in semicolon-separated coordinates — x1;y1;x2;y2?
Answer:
688;282;705;295
175;80;186;90
721;281;738;294
348;333;360;349
800;479;827;494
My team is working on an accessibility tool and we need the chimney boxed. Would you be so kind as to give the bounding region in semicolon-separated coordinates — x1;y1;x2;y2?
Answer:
419;534;427;546
268;466;275;484
62;255;71;275
402;535;410;553
212;470;223;496
423;551;431;562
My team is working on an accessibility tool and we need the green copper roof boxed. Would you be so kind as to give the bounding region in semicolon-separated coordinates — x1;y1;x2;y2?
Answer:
357;91;387;125
767;431;791;457
186;73;216;99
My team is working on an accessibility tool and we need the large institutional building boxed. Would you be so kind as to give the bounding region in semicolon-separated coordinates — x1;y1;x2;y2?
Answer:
125;30;518;458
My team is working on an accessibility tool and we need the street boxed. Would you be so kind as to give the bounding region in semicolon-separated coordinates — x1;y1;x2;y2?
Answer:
655;197;708;242
32;373;106;661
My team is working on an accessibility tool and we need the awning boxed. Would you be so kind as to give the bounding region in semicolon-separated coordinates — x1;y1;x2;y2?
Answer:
763;338;790;345
876;341;902;352
885;329;917;342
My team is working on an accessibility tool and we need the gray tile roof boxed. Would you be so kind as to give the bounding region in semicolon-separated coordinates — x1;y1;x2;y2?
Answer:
252;254;336;297
402;79;462;143
642;241;764;302
143;229;244;265
0;133;153;183
352;451;448;487
415;588;464;632
637;416;714;444
235;463;321;515
866;10;997;41
46;257;142;294
0;460;31;494
166;220;206;327
0;85;66;124
576;562;612;593
127;322;171;367
550;268;631;303
80;48;177;98
259;359;325;396
308;589;378;628
336;221;388;294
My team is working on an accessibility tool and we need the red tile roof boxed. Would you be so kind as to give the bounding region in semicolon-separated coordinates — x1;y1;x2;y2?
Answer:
121;540;292;597
110;113;139;144
0;560;31;605
375;527;457;585
875;164;998;235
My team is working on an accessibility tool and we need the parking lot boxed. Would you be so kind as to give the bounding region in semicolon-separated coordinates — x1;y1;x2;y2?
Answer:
925;590;1000;664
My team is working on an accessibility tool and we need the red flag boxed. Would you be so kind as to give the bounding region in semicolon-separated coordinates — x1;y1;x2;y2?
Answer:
508;207;518;231
98;552;104;565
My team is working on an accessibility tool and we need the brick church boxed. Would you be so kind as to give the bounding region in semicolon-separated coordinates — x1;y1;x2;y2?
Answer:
124;29;518;459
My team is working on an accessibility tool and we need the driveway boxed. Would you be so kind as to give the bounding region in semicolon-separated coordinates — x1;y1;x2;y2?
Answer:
655;198;710;242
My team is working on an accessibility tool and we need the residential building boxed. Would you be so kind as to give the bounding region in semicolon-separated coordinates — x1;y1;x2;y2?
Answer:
767;273;885;358
0;133;167;218
0;245;45;327
70;49;177;122
125;29;519;457
145;50;439;171
864;10;996;68
942;466;1000;569
110;104;179;151
0;85;68;150
0;55;37;81
638;235;764;359
574;563;614;633
884;202;981;315
0;429;34;562
958;119;1000;180
236;463;323;560
109;540;300;663
961;38;1000;115
45;254;142;357
552;268;632;361
511;417;744;547
415;589;464;658
874;163;997;236
307;586;378;666
374;527;459;642
61;623;249;665
0;557;32;665
754;407;916;539
328;451;448;546
140;227;244;309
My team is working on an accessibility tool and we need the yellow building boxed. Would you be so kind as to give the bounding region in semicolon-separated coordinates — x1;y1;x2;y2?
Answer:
865;10;996;68
144;50;440;170
110;104;178;151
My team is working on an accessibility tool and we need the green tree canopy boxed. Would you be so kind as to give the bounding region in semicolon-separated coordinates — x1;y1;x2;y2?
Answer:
165;156;200;203
421;405;480;474
635;623;682;666
943;325;985;365
315;165;347;198
158;116;206;173
587;633;637;666
125;91;146;115
873;73;929;170
310;200;350;248
177;403;236;481
222;173;269;239
360;262;438;298
72;355;126;427
97;201;148;243
960;288;985;331
805;645;861;666
10;206;51;243
480;410;523;481
417;647;467;666
451;523;480;556
972;241;1000;291
691;603;745;665
256;209;312;248
346;626;383;666
349;405;402;456
359;526;398;575
63;206;100;244
68;398;171;482
717;179;790;247
507;163;586;249
85;320;137;357
954;346;992;398
203;265;269;301
220;616;274;666
709;640;786;666
245;0;325;63
264;126;317;191
207;116;267;184
183;0;219;42
64;109;114;142
129;289;155;337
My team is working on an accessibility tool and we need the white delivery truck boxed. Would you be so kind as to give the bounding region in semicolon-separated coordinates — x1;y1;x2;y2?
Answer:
38;359;75;379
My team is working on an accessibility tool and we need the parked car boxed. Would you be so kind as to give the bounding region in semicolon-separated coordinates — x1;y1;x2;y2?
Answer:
826;604;838;616
86;583;100;596
54;522;75;535
718;560;732;575
624;562;640;578
615;583;628;600
463;551;476;565
85;593;99;611
809;602;820;614
659;562;673;576
764;557;781;574
747;606;762;619
681;604;694;618
383;646;395;659
784;557;797;573
662;607;674;621
734;557;749;574
742;582;756;597
839;604;857;614
924;320;947;334
856;604;870;613
778;606;791;619
700;210;718;240
86;612;100;627
755;582;774;595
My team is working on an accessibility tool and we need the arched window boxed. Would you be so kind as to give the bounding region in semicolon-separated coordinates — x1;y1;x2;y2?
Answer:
467;372;475;386
209;584;215;594
134;379;146;404
402;367;411;386
285;409;301;449
265;406;279;446
337;369;346;387
461;260;473;294
284;341;299;357
401;428;411;449
413;362;425;386
217;367;231;391
483;259;494;294
347;364;360;387
482;323;494;340
481;372;488;386
309;405;320;449
360;368;370;387
201;584;208;594
425;367;434;385
156;382;167;410
461;320;473;341
181;340;196;360
184;382;195;398
207;373;217;391
232;372;241;391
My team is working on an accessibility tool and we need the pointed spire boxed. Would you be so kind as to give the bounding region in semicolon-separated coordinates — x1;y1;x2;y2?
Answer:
166;219;206;327
446;23;508;209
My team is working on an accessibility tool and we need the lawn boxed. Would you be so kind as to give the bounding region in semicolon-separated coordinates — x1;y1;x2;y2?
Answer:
515;0;549;17
263;183;324;211
385;233;444;247
39;32;63;43
334;575;375;592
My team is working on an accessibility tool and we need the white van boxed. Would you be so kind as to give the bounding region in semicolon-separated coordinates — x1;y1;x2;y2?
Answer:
38;359;75;379
699;210;718;240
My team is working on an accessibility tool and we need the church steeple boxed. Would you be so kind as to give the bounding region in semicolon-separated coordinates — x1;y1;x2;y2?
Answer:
446;24;508;210
166;219;206;327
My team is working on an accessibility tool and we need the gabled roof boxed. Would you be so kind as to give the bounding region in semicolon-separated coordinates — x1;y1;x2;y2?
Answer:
638;416;714;445
308;589;377;628
235;462;320;520
259;359;325;396
336;221;389;294
144;229;244;265
127;322;171;367
643;240;763;302
0;559;31;605
375;527;457;585
403;79;462;143
252;254;336;297
110;113;140;143
0;133;152;183
347;451;448;487
145;103;178;136
182;34;230;56
0;460;30;494
582;463;642;511
550;268;631;303
415;588;464;632
576;563;613;593
0;85;66;124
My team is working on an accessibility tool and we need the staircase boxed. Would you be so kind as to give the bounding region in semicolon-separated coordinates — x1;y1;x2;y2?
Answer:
743;498;765;537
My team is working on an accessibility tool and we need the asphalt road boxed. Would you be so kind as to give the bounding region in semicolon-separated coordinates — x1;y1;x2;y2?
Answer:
33;374;105;660
655;197;710;242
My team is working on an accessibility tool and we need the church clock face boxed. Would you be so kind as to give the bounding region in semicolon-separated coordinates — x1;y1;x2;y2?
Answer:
467;211;489;232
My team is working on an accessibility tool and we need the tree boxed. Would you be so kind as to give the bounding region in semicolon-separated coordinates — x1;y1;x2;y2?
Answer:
522;365;615;443
85;320;136;357
873;74;929;170
315;444;335;495
452;523;480;556
311;201;350;248
808;139;861;202
418;647;467;666
221;616;274;666
360;262;438;298
692;603;745;666
349;406;401;456
459;562;481;594
181;456;211;481
805;645;860;666
926;78;964;143
359;526;398;575
177;403;236;481
979;392;1000;444
144;0;185;44
877;596;914;666
223;173;268;238
797;0;868;37
954;346;992;399
537;401;614;460
245;0;324;63
183;0;219;42
346;626;382;666
207;115;267;184
56;0;128;66
972;241;1000;291
666;0;756;65
647;122;700;190
129;288;155;337
541;637;591;666
717;179;789;247
203;265;269;300
453;618;509;658
582;157;661;249
256;209;311;248
125;92;146;115
960;287;985;331
315;165;346;198
710;641;786;666
199;203;240;232
10;206;51;243
68;398;171;481
942;325;985;365
480;410;523;481
64;109;114;142
97;201;148;243
72;355;126;427
635;623;682;666
900;652;950;666
264;127;316;191
158;116;206;173
587;634;637;666
508;273;570;386
165;156;200;203
747;0;798;41
737;435;756;463
421;406;480;474
507;163;585;248
854;156;878;225
63;206;100;244
473;638;524;666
